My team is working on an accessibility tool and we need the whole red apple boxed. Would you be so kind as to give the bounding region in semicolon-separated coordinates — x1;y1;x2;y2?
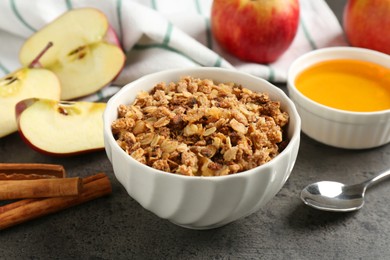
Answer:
343;0;390;55
211;0;300;64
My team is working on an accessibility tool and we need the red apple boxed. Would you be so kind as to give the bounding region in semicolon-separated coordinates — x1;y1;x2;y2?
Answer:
343;0;390;55
211;0;300;64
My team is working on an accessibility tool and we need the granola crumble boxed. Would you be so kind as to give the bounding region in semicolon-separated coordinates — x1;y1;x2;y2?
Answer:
112;76;289;176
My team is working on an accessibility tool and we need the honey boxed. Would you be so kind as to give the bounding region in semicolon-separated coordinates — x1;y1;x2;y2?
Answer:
295;59;390;112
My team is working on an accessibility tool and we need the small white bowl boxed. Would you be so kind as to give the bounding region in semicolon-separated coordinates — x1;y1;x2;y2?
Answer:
287;47;390;149
104;67;301;229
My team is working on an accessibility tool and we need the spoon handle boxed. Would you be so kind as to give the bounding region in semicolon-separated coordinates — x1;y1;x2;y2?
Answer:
363;168;390;189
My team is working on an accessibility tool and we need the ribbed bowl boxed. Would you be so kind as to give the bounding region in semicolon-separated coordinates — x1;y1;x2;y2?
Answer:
104;68;301;229
287;47;390;149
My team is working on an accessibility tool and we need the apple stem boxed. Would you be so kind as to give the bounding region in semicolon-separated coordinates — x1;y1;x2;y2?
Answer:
28;42;54;68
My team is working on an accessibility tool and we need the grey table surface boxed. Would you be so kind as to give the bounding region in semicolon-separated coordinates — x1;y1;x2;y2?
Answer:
2;1;390;259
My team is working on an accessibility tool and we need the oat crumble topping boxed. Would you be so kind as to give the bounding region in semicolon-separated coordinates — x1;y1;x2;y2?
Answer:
111;76;289;176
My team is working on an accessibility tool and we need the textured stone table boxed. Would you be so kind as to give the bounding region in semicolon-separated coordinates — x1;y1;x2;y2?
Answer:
2;1;390;259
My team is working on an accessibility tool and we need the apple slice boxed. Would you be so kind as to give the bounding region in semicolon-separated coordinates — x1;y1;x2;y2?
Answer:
16;98;106;156
19;8;125;100
0;43;61;138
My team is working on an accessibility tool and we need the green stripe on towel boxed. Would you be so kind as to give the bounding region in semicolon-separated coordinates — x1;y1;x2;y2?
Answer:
300;18;317;50
194;0;202;14
163;22;173;45
10;0;37;32
194;0;213;49
268;66;275;82
0;62;10;75
213;57;222;67
205;18;213;49
96;90;104;101
65;0;73;10
116;0;123;46
151;0;157;10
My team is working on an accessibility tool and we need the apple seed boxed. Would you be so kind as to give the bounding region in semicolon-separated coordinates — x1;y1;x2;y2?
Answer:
57;101;82;116
1;76;18;86
0;75;21;97
68;46;88;60
57;106;68;116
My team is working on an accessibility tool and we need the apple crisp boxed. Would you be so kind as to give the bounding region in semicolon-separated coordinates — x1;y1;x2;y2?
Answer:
112;76;289;176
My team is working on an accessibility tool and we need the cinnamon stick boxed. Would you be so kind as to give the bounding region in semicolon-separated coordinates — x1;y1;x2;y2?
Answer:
0;177;82;200
0;163;65;180
0;199;36;214
0;173;112;230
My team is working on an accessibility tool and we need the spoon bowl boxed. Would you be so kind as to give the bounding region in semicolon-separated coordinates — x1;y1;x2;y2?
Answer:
301;168;390;212
301;181;365;212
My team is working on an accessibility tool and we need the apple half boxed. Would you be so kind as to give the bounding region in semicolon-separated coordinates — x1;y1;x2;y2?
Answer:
19;8;126;100
0;68;61;138
16;98;106;156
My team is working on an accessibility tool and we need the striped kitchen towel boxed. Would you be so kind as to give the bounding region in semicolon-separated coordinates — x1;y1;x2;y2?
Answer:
0;0;347;101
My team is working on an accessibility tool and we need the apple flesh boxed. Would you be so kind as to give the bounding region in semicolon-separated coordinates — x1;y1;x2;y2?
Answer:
343;0;390;55
16;98;106;156
0;65;61;138
211;0;300;64
19;8;126;100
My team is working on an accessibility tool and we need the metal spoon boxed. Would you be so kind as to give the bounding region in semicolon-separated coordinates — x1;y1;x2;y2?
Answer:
300;168;390;212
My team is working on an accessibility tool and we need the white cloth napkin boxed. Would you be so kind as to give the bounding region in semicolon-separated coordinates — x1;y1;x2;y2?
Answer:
0;0;347;101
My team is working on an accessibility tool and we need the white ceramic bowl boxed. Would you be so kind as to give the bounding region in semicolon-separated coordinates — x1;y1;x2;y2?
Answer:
103;67;301;229
287;47;390;149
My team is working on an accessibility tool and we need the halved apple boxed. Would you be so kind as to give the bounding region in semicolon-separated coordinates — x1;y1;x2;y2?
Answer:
19;8;126;100
0;67;61;138
16;98;106;156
